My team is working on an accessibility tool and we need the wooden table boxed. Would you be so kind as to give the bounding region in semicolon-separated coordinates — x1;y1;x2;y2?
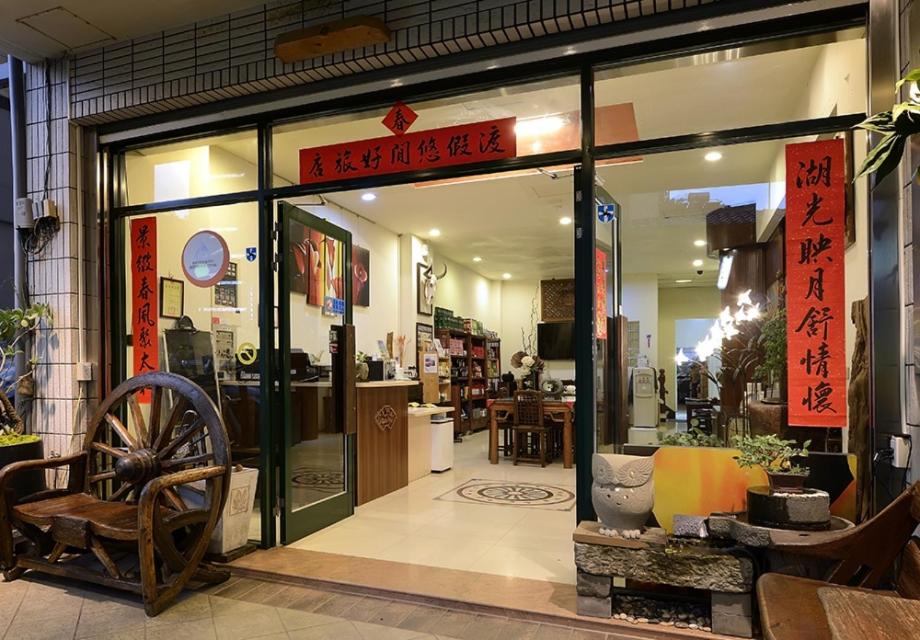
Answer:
487;398;574;468
818;587;920;640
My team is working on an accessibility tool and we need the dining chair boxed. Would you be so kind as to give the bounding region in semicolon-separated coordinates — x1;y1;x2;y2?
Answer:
512;390;550;467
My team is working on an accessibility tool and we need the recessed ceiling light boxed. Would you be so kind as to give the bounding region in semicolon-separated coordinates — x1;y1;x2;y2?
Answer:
692;259;704;267
675;279;692;284
704;151;723;162
429;228;441;237
693;239;706;247
361;193;377;202
502;273;512;280
473;256;482;263
559;216;572;225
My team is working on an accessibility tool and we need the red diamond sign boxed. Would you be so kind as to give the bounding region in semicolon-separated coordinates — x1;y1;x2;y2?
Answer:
382;101;418;136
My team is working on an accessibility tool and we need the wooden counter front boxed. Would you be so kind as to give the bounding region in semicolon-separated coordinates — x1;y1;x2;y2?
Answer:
356;381;417;505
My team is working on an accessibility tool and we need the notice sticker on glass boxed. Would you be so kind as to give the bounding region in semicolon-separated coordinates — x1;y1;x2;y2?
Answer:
182;230;230;287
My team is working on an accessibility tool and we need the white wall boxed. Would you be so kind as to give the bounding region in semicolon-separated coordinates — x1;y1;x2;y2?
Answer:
622;274;659;368
433;255;502;331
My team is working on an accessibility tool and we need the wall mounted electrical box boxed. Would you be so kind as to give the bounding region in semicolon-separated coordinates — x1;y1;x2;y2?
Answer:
14;197;34;229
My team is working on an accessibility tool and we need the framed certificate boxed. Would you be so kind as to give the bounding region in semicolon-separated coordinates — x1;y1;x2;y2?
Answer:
160;277;184;319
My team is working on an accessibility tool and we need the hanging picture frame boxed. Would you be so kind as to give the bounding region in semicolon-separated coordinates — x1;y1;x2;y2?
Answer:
417;263;432;316
159;277;184;319
416;322;434;370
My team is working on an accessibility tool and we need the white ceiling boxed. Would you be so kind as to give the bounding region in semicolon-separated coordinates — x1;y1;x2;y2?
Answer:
0;1;260;61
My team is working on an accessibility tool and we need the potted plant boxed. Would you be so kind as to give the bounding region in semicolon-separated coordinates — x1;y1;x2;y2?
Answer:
732;434;811;492
0;304;52;500
753;307;787;403
658;427;722;448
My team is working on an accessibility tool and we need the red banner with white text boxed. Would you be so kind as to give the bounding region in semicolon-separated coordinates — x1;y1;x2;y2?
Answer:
131;217;158;401
299;118;516;184
785;139;847;427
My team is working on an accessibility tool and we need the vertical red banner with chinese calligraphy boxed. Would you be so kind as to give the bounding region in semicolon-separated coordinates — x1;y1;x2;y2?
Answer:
130;217;158;402
595;248;608;340
785;139;847;427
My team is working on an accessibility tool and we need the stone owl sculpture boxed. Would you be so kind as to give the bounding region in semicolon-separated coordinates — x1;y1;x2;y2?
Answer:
591;453;654;539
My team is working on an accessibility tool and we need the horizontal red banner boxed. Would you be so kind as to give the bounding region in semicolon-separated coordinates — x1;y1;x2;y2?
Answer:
299;117;517;184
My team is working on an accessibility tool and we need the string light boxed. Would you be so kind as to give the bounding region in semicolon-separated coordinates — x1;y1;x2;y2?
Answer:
686;289;759;363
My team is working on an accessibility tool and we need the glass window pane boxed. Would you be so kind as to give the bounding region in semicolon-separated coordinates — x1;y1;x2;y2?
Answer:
271;76;581;187
122;202;264;543
594;29;866;145
123;130;258;205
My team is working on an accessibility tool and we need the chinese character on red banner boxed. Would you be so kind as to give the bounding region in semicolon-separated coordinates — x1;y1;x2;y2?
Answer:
785;139;847;427
131;217;158;402
299;118;517;184
382;101;418;136
595;248;608;340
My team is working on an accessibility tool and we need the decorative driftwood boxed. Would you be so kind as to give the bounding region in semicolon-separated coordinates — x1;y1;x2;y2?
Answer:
847;297;870;523
0;372;232;616
0;392;23;434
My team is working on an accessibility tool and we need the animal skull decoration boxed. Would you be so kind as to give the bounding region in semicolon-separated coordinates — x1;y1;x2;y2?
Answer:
420;252;447;306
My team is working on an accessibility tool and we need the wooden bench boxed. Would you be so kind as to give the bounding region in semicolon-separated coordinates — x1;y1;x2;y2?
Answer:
0;372;232;616
757;482;920;640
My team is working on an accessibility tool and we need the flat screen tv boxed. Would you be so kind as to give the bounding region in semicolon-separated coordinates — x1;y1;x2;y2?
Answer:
537;322;575;360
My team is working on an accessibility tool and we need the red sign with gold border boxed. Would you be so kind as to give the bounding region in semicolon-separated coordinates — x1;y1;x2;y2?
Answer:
785;139;847;427
299;117;516;184
131;217;158;401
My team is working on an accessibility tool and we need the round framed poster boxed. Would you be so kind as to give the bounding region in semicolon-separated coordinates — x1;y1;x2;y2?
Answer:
182;230;230;287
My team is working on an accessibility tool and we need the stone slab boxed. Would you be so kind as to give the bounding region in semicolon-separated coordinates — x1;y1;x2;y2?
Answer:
673;515;709;538
572;521;667;549
576;571;611;598
577;594;612;618
574;541;753;593
709;513;855;548
712;591;753;618
712;611;753;638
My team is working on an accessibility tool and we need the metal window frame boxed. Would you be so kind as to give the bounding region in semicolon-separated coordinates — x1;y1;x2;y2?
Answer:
100;6;880;548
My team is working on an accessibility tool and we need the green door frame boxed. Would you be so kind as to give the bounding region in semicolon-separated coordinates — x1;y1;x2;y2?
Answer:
277;201;356;544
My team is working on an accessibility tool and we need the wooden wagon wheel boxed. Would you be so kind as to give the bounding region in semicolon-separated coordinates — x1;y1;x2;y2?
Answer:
85;372;231;582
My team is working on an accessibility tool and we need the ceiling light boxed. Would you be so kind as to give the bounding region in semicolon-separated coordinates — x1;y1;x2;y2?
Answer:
717;253;735;290
361;193;377;202
692;259;704;267
473;256;482;263
675;279;692;284
559;216;572;225
693;239;706;247
429;228;441;237
502;273;512;280
515;115;565;137
704;151;723;162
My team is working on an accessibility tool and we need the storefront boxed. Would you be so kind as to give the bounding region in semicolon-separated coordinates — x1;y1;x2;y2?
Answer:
91;1;884;559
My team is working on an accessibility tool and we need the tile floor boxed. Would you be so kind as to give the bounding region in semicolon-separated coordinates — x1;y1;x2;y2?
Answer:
288;430;578;584
0;573;666;640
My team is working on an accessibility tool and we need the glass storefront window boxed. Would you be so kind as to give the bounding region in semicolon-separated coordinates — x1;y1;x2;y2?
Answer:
122;202;263;542
271;76;581;187
594;29;866;145
123;130;258;205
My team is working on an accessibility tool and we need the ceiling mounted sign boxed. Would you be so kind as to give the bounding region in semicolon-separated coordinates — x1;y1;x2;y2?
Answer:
182;230;230;287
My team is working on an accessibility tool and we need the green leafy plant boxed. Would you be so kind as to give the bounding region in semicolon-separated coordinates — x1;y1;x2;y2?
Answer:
658;427;721;448
0;303;53;439
855;68;920;182
732;434;811;475
753;307;787;386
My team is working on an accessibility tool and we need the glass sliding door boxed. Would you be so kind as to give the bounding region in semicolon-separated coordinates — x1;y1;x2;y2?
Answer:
277;201;356;543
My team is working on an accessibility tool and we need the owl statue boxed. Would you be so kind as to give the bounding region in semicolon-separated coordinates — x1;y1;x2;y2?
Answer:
591;453;654;539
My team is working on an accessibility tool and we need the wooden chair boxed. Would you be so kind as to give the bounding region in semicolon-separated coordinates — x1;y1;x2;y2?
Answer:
0;372;232;616
511;390;549;467
757;482;920;640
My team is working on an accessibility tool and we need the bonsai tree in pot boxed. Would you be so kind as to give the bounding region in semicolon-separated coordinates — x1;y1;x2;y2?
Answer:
732;434;811;493
0;303;52;499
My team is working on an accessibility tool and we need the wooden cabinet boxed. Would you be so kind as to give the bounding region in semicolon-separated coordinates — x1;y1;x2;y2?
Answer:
355;382;414;505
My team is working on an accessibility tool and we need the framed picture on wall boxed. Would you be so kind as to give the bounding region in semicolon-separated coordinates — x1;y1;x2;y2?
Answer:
214;262;238;308
159;277;184;319
353;244;370;307
417;263;432;316
416;322;434;370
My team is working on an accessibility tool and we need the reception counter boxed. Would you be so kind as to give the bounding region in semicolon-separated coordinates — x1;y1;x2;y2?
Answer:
356;380;418;505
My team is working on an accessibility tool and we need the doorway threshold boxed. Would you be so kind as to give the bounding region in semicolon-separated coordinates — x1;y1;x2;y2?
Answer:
229;547;729;639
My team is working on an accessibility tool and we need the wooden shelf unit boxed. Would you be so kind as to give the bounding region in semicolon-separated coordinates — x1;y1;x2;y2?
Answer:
436;329;500;434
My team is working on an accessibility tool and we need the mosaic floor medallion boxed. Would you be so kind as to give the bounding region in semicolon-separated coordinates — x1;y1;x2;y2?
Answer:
437;479;576;511
291;468;345;494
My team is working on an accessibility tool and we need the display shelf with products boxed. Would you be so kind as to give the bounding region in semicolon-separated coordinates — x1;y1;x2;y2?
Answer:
436;327;501;434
